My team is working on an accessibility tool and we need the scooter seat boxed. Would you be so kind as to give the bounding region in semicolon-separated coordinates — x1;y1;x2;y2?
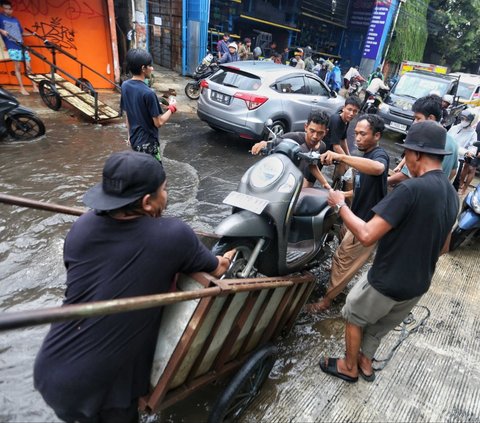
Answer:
293;187;329;216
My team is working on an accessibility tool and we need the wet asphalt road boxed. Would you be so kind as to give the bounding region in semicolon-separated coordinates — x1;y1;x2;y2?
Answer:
0;92;405;422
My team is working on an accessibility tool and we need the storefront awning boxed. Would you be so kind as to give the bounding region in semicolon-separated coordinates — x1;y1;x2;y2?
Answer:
240;15;301;32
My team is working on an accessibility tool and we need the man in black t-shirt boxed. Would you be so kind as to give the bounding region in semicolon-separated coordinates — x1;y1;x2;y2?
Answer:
318;121;458;384
323;96;361;186
251;111;332;189
323;96;361;155
306;114;389;312
34;152;232;422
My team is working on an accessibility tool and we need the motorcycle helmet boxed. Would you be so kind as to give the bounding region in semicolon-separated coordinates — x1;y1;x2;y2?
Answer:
294;48;303;57
460;109;475;124
442;94;454;105
228;42;238;51
253;46;262;59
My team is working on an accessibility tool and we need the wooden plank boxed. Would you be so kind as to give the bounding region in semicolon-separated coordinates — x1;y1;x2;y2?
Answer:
213;291;260;371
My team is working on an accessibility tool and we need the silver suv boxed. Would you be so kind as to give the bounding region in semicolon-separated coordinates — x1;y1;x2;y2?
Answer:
197;61;345;140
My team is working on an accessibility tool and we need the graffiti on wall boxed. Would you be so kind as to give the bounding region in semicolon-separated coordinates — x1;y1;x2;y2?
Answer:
15;0;104;21
31;17;76;50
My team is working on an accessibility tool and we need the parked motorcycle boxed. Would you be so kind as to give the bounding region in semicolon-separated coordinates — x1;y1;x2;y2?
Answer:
184;53;219;100
0;87;45;141
361;88;389;114
450;181;480;251
212;123;338;278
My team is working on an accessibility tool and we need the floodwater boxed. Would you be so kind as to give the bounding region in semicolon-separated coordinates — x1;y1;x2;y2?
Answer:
0;95;403;422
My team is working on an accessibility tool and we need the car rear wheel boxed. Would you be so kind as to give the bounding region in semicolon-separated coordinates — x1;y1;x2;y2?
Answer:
265;120;286;140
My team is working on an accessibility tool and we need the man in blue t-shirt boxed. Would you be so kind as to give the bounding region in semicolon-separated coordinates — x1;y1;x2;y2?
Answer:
0;0;36;95
34;151;233;422
319;121;458;384
120;48;178;161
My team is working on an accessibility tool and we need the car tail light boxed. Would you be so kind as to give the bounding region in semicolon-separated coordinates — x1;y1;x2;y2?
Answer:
200;80;209;91
233;92;268;110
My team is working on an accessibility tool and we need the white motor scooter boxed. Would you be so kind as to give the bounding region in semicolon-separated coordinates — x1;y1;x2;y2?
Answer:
213;122;338;277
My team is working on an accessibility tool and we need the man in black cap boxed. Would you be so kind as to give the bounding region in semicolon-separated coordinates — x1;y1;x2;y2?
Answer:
318;121;459;383
34;151;232;422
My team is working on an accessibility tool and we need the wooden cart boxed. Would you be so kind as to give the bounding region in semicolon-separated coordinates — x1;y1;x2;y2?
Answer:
19;33;121;122
141;270;316;422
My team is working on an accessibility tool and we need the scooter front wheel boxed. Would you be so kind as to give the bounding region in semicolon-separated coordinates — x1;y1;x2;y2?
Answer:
185;82;201;99
212;238;256;278
6;114;46;140
449;226;474;251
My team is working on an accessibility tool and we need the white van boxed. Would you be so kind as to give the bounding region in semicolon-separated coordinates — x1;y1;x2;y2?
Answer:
449;72;480;106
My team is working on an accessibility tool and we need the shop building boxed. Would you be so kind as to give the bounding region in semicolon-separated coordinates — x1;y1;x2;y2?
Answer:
0;0;399;91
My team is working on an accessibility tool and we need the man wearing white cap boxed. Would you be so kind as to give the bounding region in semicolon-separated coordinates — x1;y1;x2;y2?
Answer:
219;42;239;64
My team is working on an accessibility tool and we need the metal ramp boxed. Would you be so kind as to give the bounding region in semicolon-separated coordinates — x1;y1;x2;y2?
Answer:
17;32;121;122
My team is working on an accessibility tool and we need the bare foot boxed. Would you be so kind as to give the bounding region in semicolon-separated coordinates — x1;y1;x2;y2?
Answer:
20;89;30;96
357;352;374;379
305;297;331;314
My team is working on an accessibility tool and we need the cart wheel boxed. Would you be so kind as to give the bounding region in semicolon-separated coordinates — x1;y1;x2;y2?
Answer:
75;78;95;96
39;80;61;111
208;344;277;423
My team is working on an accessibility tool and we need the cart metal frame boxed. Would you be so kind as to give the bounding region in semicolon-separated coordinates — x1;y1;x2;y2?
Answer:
141;270;316;419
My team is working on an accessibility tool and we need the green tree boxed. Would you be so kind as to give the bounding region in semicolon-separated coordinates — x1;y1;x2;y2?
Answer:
386;0;429;64
425;0;480;71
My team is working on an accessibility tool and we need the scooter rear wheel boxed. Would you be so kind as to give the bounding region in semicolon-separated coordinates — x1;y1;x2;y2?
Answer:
6;114;46;140
212;238;256;278
185;82;201;100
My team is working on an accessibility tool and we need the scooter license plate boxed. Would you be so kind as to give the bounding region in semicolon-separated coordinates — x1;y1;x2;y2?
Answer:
223;191;269;215
390;121;407;131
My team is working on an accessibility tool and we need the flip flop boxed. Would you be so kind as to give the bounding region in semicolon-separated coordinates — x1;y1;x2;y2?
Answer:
319;357;358;383
359;367;376;382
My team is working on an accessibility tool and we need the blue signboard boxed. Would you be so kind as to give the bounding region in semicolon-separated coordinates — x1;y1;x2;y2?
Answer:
362;1;392;59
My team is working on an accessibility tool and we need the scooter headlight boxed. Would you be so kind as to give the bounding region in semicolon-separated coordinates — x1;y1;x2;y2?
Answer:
250;156;284;188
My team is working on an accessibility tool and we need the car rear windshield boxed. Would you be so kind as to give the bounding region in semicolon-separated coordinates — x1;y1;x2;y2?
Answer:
210;68;261;91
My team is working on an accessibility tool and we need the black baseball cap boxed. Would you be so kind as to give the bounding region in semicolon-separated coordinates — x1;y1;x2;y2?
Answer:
83;151;166;211
396;120;451;156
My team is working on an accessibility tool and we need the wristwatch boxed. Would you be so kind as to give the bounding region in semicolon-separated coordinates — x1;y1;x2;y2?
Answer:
333;201;347;214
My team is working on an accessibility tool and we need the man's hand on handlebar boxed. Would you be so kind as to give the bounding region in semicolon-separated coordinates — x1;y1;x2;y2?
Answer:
321;150;341;165
251;141;268;155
